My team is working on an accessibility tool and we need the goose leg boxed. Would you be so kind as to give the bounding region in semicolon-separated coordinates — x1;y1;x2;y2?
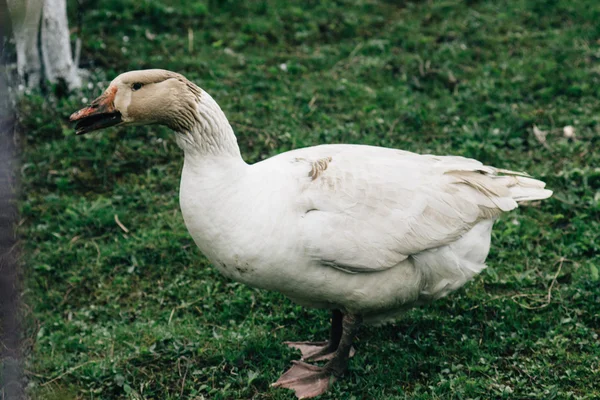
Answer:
285;309;355;361
273;313;362;399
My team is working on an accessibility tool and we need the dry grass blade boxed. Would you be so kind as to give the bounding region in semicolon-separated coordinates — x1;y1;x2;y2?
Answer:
114;214;129;233
41;360;97;387
512;257;569;310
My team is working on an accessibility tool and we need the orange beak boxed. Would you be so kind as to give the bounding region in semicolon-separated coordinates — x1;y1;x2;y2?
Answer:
70;86;122;135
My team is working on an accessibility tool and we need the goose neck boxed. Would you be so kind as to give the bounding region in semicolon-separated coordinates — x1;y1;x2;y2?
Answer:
175;90;243;162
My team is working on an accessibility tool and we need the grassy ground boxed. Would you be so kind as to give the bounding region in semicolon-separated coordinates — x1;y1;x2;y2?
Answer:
13;0;600;398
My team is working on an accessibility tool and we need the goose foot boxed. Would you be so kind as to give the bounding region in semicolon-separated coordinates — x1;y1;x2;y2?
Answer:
285;341;356;361
274;313;362;399
272;360;334;399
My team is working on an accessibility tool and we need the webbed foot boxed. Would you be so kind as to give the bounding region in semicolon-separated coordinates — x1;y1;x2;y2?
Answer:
272;360;334;399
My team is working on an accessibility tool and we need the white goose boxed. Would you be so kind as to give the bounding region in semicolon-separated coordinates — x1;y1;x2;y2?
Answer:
71;69;552;399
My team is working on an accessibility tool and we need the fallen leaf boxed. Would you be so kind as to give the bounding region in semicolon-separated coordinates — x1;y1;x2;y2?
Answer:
590;263;599;281
563;125;575;139
532;125;550;149
145;29;156;41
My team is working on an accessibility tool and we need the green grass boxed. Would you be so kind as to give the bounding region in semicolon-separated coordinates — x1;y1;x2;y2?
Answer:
13;0;600;398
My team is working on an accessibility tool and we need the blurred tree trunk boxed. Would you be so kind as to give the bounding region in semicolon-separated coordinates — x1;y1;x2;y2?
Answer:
41;0;81;90
1;0;24;398
6;0;43;88
7;0;82;91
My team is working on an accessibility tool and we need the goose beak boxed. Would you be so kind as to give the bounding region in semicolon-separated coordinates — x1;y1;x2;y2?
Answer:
70;86;122;135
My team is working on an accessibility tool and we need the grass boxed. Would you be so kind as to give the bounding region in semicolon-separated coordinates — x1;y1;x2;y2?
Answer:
10;0;600;398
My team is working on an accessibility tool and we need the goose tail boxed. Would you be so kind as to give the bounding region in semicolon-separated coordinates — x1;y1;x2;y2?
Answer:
496;169;553;203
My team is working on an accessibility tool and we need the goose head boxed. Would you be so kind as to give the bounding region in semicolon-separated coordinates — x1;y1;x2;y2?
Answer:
70;69;202;135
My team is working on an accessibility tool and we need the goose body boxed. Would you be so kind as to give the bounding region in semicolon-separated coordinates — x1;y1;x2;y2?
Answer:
71;70;552;398
180;143;542;324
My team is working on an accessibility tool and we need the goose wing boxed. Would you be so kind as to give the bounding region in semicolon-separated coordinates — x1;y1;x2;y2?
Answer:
286;145;551;273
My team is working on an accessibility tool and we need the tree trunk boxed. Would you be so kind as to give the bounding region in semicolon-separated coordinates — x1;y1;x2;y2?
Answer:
7;0;43;88
1;0;24;397
40;0;81;90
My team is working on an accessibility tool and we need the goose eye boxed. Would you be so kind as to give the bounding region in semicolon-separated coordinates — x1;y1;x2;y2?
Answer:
131;82;143;91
